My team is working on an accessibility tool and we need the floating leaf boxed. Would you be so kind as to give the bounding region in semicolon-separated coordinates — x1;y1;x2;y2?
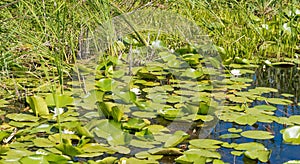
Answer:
266;98;292;105
183;148;221;159
253;105;277;111
244;149;271;162
45;94;73;108
135;151;163;160
219;133;241;139
284;160;300;164
189;139;223;149
235;115;257;125
32;138;55;148
26;95;49;116
234;142;266;151
231;151;243;156
164;131;189;147
281;126;300;144
288;115;300;125
175;154;206;164
148;147;182;155
6;113;39;122
241;130;274;139
228;128;243;133
20;155;49;164
123;118;149;131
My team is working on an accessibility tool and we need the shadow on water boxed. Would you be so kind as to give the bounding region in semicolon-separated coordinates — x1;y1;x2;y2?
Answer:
212;66;300;164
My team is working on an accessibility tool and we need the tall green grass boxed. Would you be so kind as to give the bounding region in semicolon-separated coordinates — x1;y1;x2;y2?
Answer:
0;0;299;99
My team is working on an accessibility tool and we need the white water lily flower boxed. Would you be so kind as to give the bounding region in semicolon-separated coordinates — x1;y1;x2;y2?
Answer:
62;129;75;134
121;159;127;164
36;150;47;155
130;88;141;95
231;69;241;76
265;60;272;65
51;107;64;117
151;40;163;49
261;24;269;30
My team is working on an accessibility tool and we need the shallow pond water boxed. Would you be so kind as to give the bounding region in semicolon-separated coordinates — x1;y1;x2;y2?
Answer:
210;66;300;164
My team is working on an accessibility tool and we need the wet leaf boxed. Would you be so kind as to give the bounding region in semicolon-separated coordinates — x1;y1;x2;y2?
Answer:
6;113;39;122
244;149;271;162
219;133;241;139
164;131;189;147
26;95;49;116
241;130;274;139
281;126;300;144
45;94;73;108
32;138;55;148
20;154;49;164
189;139;223;149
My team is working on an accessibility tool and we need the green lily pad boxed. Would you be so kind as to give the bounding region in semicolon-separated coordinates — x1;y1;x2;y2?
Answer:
119;157;158;164
6;113;39;122
241;130;274;139
45;94;73;108
0;99;9;107
231;151;244;156
32;138;55;148
175;154;207;164
164;131;189;147
130;139;156;149
253;105;277;111
281;126;300;144
288;115;300;125
184;148;221;159
148;147;182;155
123;118;149;131
96;78;116;92
244;149;271;162
135;151;163;160
132;111;157;119
284;160;300;164
234;142;266;151
20;154;49;164
266;98;293;105
235;115;257;125
26;95;49;116
228;128;243;133
81;143;115;154
219;133;241;139
189;139;223;149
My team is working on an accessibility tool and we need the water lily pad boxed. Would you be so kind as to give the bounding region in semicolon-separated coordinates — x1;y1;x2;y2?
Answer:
20;154;49;164
175;154;206;164
219;133;241;139
228;128;243;133
266;98;293;105
80;143;116;154
253;105;277;111
235;115;257;125
45;94;73;108
281;126;300;144
234;142;266;151
96;78;116;92
231;151;243;156
26;95;49;116
130;139;156;149
189;139;223;149
164;131;189;147
0;99;9;107
288;115;300;125
6;113;39;122
244;149;271;162
33;138;55;147
119;157;158;164
284;160;300;164
123;118;149;131
135;151;163;160
184;148;221;159
148;147;182;155
132;111;157;119
241;130;274;139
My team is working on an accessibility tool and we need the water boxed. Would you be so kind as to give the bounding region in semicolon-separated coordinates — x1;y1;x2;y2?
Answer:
211;66;300;164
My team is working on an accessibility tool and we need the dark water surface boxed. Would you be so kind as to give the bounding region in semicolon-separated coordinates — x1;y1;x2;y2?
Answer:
211;66;300;164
